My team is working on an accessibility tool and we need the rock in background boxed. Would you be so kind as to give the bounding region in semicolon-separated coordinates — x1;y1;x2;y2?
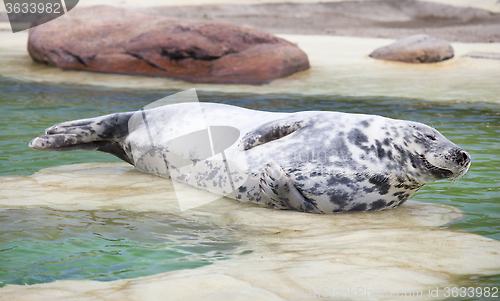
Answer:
27;6;310;85
369;34;454;63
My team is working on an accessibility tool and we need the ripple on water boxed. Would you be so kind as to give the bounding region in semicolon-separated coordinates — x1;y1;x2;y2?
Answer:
0;208;240;287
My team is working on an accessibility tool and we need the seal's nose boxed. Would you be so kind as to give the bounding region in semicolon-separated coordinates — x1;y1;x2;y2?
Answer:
456;149;470;166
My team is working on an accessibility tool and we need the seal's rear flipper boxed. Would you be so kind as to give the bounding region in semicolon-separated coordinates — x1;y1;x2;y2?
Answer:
259;161;323;213
29;112;134;164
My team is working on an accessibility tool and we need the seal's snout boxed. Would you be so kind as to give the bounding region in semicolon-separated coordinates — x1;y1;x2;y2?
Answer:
446;148;471;181
29;136;54;150
29;137;43;149
455;149;470;167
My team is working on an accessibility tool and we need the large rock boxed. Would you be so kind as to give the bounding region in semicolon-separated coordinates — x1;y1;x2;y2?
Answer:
369;34;454;63
27;6;309;85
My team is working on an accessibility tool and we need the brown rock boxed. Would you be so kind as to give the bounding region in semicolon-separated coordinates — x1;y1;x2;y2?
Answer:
27;6;309;84
369;34;454;63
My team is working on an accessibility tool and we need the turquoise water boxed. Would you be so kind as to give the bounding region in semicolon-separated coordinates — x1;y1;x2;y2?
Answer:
0;76;499;286
0;208;239;287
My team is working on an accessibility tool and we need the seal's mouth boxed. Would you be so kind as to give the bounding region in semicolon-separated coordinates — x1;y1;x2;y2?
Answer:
420;154;454;179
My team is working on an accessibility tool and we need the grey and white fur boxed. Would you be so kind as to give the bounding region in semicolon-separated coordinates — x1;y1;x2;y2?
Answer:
29;103;471;213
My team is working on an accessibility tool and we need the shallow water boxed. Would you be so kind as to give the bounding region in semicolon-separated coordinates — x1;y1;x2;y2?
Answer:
0;208;239;287
0;76;499;288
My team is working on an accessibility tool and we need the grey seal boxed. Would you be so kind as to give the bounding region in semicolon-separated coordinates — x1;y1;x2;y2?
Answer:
29;102;471;213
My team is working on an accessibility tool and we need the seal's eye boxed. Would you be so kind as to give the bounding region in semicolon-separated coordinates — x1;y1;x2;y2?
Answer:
425;134;436;141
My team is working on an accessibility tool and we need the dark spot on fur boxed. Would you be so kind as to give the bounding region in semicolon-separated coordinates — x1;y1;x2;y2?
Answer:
369;174;391;195
327;175;353;186
370;199;386;210
328;189;351;207
398;193;410;201
375;140;385;159
350;203;367;212
347;128;368;147
394;145;408;163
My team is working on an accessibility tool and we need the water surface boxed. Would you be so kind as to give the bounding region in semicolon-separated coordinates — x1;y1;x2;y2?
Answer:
0;208;239;287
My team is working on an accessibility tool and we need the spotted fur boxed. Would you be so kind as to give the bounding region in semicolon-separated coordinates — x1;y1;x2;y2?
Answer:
29;103;471;213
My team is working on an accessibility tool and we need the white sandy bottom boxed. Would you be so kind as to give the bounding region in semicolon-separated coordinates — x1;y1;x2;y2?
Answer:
1;163;499;300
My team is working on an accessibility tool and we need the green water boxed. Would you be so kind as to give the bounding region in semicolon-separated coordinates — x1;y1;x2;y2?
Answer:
0;208;239;287
0;76;499;287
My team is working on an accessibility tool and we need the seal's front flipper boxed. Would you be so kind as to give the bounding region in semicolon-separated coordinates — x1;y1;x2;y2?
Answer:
238;117;307;151
259;161;323;213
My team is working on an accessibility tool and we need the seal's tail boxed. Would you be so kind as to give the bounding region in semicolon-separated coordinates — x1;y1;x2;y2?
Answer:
29;112;134;164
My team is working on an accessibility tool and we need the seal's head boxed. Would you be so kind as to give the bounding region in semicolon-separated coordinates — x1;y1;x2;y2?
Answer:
399;121;471;184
